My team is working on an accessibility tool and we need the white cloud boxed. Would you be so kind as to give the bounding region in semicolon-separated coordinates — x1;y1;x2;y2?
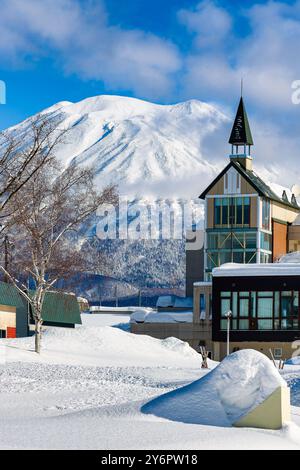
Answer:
178;0;232;48
0;0;181;100
178;1;300;188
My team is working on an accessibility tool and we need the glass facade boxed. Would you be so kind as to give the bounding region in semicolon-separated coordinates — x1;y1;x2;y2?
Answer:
214;197;250;228
262;199;271;231
206;230;257;270
220;290;300;331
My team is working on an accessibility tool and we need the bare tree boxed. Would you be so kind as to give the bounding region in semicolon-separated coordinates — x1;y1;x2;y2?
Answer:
1;156;116;353
0;115;69;224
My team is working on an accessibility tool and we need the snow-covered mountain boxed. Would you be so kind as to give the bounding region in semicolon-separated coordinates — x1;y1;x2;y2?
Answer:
8;95;229;197
5;95;230;291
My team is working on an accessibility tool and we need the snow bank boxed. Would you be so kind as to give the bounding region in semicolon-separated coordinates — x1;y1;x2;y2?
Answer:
285;356;300;365
279;252;300;264
142;349;286;426
131;309;192;324
3;323;202;368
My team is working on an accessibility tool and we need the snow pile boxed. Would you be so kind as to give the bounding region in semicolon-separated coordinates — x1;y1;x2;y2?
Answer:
4;323;202;368
285;356;300;365
142;349;286;426
131;309;192;324
279;252;300;263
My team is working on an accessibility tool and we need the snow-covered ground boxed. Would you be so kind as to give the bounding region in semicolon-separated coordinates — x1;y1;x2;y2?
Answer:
0;314;300;449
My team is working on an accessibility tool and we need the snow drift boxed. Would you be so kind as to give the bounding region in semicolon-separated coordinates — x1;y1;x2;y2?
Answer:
4;324;202;368
142;349;286;426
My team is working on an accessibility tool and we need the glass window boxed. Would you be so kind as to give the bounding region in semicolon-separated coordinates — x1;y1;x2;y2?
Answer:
220;251;232;265
221;292;231;297
219;290;300;331
233;251;244;263
274;292;280;318
207;252;218;270
232;232;244;249
245;251;257;263
232;292;238;317
262;199;270;230
245;232;257;249
221;298;231;316
257;297;273;318
293;292;299;319
258;319;273;330
207;233;218;250
239;298;249;317
219;233;232;249
260;232;272;251
239;319;249;330
236;197;243;225
214;197;251;228
251;292;256;317
244;198;250;225
222;200;229;226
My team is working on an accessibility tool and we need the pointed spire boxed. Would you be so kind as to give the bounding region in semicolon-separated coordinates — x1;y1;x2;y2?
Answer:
228;96;253;146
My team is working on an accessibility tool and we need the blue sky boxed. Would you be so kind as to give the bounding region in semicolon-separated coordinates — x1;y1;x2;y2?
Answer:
1;0;300;183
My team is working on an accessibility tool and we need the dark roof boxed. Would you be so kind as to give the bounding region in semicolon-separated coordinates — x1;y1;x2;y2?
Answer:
199;160;300;210
229;97;253;146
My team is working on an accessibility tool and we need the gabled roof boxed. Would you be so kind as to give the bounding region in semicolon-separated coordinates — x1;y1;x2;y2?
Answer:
199;160;299;210
0;282;26;308
41;291;82;325
229;97;253;146
0;282;81;325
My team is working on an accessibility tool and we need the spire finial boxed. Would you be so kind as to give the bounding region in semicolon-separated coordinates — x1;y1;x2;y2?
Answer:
241;77;243;97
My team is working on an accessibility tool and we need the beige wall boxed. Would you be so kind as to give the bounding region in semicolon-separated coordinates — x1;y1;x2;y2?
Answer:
214;341;295;362
250;197;258;228
207;199;214;229
193;284;212;324
207;173;257;196
0;306;16;331
272;202;299;224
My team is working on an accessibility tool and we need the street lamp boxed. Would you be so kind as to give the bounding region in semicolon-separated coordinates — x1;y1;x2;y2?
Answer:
225;310;232;356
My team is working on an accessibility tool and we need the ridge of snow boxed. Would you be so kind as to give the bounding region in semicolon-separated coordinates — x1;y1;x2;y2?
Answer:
3;323;202;368
142;349;286;426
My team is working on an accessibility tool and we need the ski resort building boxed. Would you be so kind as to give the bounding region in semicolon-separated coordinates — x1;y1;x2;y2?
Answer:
199;96;300;281
211;263;300;360
132;95;300;362
0;282;81;338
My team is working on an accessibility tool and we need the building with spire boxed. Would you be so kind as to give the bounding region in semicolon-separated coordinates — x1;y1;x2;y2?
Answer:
199;96;300;281
132;95;300;362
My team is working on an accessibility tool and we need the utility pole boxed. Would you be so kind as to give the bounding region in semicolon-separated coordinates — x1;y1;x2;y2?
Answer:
226;310;232;356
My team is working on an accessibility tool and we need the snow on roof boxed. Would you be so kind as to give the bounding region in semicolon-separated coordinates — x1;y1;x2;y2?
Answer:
193;281;212;287
279;252;300;263
142;349;286;426
131;309;192;324
156;295;193;308
213;262;300;277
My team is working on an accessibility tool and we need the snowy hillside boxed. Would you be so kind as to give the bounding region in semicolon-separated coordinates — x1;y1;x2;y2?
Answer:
7;95;228;196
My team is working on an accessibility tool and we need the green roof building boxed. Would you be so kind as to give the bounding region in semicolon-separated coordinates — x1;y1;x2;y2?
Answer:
0;282;81;339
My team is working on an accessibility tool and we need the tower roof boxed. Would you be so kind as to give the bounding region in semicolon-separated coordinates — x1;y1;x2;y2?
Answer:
229;97;253;146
